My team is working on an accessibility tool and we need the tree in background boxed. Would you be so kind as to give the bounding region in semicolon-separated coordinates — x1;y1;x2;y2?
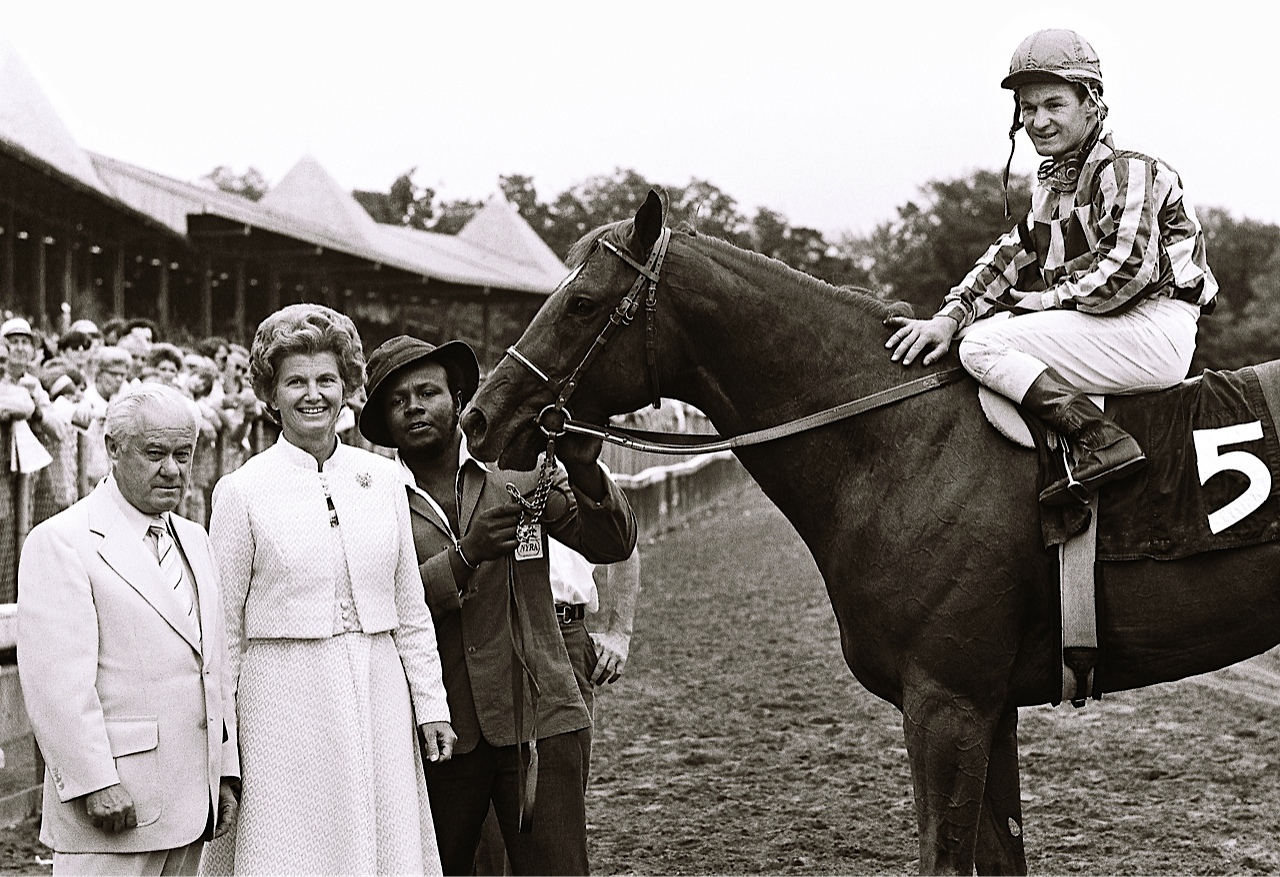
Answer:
862;169;1035;316
1194;209;1280;371
352;168;436;230
347;163;1280;372
203;165;269;201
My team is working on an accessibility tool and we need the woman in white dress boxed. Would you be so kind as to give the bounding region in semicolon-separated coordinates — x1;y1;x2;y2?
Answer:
201;304;455;875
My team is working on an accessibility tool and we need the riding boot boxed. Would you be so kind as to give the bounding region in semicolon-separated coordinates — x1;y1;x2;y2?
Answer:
1020;368;1146;506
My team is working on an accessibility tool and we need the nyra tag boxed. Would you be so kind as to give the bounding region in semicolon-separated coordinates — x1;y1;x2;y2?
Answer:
515;521;544;561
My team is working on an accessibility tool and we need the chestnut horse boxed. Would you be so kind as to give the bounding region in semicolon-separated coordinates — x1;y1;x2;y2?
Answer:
462;191;1280;875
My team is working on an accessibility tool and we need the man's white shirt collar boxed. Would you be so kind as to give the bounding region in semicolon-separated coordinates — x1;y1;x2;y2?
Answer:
395;436;487;538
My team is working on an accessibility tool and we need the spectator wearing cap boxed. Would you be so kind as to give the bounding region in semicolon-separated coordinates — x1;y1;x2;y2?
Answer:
68;318;103;343
2;317;57;447
360;335;637;876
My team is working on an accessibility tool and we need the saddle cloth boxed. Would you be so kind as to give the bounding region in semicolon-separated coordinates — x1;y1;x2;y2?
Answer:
1024;361;1280;560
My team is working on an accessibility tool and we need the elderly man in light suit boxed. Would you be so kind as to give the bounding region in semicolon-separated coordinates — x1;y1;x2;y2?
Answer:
17;383;239;876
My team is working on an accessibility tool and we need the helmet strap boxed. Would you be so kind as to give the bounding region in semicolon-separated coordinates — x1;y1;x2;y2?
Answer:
1002;97;1022;219
1036;119;1104;194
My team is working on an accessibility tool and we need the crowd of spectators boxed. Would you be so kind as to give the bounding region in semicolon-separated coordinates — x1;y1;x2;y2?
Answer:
0;313;376;546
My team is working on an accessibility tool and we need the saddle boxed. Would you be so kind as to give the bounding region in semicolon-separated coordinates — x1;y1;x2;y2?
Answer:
980;361;1280;704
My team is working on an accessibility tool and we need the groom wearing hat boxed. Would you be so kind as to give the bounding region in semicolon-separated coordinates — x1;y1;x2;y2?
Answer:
360;335;636;875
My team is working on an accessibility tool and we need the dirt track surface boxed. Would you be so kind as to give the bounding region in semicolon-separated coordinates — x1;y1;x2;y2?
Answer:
5;479;1280;875
586;481;1280;875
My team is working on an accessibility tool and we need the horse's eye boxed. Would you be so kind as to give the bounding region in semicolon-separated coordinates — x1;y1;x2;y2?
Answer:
569;295;597;316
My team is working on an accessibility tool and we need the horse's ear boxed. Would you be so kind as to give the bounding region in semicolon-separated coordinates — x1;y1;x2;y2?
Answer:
887;301;914;319
630;189;665;257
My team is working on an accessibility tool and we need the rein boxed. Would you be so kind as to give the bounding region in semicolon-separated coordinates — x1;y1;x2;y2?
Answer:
559;368;966;454
503;224;967;458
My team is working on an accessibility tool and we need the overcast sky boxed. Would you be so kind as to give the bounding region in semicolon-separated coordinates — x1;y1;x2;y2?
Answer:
4;1;1275;238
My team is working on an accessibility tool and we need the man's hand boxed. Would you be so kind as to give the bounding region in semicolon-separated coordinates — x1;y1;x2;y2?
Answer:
459;501;522;564
557;434;608;502
884;315;959;367
588;631;630;685
556;433;604;468
212;779;239;838
84;783;136;834
419;721;458;763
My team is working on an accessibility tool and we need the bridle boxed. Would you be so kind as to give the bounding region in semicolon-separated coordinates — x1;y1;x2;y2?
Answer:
504;226;673;443
502;225;966;460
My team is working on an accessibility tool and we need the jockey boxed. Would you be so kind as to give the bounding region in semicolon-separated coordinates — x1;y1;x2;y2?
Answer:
885;28;1218;505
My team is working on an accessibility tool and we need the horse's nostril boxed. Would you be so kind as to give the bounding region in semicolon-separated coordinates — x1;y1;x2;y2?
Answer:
460;408;486;442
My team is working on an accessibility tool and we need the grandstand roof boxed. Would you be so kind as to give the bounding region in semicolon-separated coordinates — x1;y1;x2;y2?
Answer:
0;38;111;196
0;40;565;295
93;153;566;293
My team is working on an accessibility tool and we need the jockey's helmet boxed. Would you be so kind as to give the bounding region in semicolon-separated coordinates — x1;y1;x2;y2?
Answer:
1001;29;1103;94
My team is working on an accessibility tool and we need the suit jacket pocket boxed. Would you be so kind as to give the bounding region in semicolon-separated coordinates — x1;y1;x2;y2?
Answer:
105;717;163;827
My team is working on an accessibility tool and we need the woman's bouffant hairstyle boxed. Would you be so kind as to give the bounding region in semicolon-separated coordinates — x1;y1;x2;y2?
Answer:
249;304;365;418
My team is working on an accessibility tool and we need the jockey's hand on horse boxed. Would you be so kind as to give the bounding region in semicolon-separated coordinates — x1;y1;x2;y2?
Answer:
884;314;960;367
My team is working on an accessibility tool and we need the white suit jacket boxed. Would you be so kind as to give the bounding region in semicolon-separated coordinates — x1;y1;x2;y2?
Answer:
17;478;239;854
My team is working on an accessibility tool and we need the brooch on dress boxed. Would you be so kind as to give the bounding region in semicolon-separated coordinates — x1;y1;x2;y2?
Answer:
356;472;372;488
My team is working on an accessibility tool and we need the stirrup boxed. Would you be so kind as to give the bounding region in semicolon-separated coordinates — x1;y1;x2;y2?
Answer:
1041;437;1092;506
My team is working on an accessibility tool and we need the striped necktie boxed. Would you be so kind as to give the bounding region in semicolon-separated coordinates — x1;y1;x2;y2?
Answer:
149;519;199;643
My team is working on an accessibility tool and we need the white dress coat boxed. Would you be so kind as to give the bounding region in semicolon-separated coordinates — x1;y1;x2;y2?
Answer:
16;478;239;854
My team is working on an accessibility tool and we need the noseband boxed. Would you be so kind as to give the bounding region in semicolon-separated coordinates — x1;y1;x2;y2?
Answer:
505;227;672;439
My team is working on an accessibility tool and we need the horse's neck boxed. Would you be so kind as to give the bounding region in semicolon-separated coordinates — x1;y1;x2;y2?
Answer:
668;241;903;435
663;241;923;553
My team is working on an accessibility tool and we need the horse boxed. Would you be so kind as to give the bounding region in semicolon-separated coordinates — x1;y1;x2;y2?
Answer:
460;190;1280;875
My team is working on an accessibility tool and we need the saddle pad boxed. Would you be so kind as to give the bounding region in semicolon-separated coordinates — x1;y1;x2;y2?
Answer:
1039;361;1280;561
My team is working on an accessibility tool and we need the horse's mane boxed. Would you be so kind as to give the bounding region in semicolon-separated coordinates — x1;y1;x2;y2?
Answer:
567;219;902;322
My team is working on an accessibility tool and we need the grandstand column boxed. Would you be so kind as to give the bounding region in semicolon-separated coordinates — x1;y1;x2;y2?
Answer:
156;241;170;334
32;224;46;330
267;263;281;313
233;259;246;341
60;234;75;328
199;252;213;337
1;204;13;311
112;244;125;316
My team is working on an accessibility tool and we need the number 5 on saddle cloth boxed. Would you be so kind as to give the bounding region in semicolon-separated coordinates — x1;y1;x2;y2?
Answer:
981;359;1280;703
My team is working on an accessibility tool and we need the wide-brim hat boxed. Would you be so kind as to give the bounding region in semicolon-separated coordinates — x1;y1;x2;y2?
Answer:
359;335;480;447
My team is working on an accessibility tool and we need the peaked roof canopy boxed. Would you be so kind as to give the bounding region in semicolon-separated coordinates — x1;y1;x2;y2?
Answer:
0;38;110;196
258;155;381;247
0;40;567;296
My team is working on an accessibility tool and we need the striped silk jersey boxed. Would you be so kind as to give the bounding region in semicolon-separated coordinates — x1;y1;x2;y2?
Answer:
939;131;1218;329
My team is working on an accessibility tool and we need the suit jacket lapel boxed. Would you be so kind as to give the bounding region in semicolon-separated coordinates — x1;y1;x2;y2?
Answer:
407;486;453;539
170;517;213;656
89;489;201;653
459;463;485;534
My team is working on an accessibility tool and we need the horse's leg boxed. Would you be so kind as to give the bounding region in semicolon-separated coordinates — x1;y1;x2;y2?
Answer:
902;683;1001;875
974;707;1027;876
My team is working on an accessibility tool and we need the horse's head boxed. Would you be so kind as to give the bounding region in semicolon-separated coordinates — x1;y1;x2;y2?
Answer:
463;190;671;468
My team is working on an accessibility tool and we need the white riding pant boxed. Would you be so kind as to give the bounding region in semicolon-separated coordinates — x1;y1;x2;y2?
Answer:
957;296;1200;403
